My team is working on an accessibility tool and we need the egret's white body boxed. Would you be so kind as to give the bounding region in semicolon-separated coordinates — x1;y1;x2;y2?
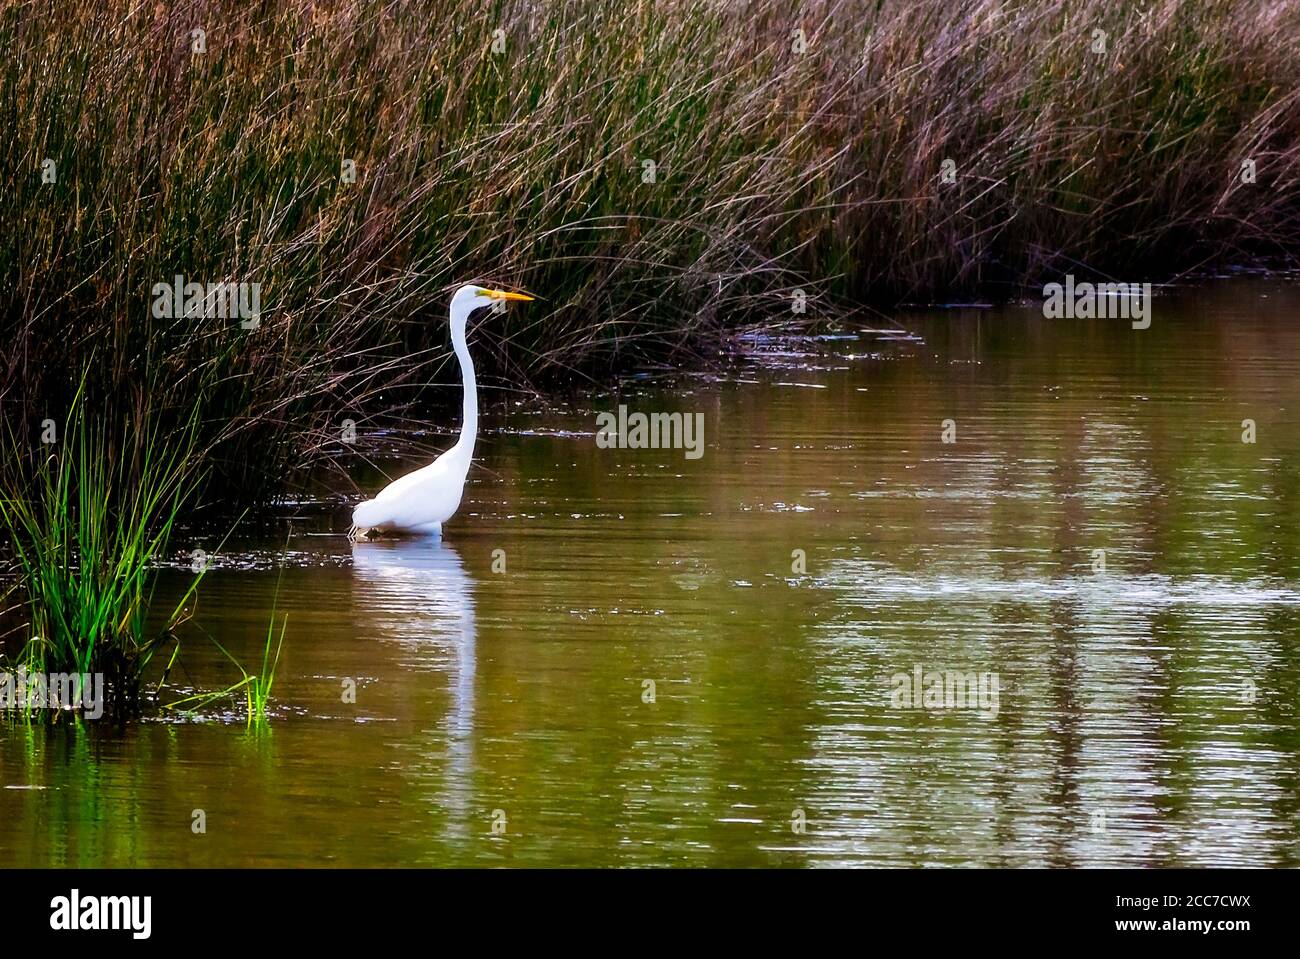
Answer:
351;284;532;538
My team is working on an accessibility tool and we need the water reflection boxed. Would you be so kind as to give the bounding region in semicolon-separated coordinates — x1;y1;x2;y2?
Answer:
350;539;477;838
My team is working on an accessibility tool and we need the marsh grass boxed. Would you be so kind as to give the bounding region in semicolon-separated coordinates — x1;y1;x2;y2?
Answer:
244;611;288;725
164;618;286;725
0;385;207;718
164;571;287;725
1;0;1298;496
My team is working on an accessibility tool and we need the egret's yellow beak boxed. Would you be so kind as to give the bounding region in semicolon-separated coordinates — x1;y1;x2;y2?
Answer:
478;288;535;302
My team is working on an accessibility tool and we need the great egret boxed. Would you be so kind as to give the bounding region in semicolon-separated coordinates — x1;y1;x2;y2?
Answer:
350;285;533;538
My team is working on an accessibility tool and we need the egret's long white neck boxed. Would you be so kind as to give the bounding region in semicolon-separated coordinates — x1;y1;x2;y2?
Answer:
450;308;477;461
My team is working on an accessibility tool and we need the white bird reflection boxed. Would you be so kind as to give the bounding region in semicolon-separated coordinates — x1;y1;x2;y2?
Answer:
350;538;477;835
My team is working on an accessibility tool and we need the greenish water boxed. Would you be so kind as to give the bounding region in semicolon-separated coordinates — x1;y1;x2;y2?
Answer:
4;280;1300;867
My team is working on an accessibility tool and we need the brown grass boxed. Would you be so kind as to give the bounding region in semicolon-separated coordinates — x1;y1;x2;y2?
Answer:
0;0;1296;492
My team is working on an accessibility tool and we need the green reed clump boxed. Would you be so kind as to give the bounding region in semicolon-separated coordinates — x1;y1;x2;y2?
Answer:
1;0;1297;497
241;550;291;725
0;388;206;718
244;611;287;725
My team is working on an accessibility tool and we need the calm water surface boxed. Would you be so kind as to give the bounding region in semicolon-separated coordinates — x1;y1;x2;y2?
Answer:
4;281;1300;866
